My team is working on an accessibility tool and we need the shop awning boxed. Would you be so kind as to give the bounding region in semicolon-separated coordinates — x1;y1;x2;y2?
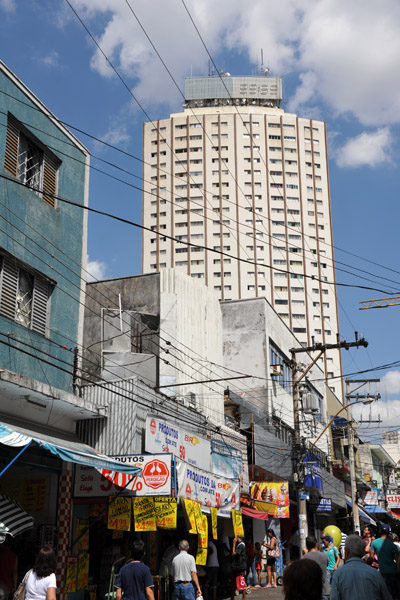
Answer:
241;506;271;520
0;494;33;536
0;422;141;474
364;505;389;515
345;495;377;526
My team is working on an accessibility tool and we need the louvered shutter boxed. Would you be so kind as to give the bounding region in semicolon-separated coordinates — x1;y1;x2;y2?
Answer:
0;257;18;320
4;120;19;177
31;278;49;336
42;155;57;207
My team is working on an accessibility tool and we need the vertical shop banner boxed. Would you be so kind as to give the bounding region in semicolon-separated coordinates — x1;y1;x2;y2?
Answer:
108;496;131;531
198;514;208;549
211;507;218;539
154;497;177;529
145;415;211;471
250;482;290;518
193;501;205;535
303;453;323;491
99;454;172;496
183;499;197;533
133;497;157;532
176;459;240;517
77;554;89;590
77;519;89;551
64;557;77;593
196;546;207;566
232;510;244;537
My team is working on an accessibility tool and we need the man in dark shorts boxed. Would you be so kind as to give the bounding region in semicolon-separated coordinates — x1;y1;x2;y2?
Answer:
115;540;155;600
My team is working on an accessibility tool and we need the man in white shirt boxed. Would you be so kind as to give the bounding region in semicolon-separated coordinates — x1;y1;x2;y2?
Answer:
171;540;201;600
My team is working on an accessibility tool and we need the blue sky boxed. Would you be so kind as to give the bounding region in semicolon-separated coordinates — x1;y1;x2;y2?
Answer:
1;0;400;439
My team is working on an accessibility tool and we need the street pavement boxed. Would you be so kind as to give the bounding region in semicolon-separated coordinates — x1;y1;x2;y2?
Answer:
222;585;284;600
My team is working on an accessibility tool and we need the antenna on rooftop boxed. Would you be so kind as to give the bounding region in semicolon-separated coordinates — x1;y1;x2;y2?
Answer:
261;48;264;74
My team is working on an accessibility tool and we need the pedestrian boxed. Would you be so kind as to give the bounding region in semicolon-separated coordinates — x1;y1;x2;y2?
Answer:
171;540;202;600
283;558;323;600
205;538;219;600
0;537;18;596
25;546;57;600
263;529;279;588
254;543;263;588
301;536;330;600
230;536;247;600
245;538;257;588
370;525;399;600
330;534;391;600
115;540;155;600
321;534;340;584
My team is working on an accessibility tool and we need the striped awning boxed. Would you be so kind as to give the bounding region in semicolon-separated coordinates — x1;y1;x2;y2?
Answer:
0;494;33;536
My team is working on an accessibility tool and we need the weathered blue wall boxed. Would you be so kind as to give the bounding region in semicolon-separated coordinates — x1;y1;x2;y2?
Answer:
0;66;88;393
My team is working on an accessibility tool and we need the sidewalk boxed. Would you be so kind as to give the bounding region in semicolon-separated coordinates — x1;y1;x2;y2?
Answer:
222;585;284;600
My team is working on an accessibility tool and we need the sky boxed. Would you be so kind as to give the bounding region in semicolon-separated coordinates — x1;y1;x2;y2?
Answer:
1;0;400;442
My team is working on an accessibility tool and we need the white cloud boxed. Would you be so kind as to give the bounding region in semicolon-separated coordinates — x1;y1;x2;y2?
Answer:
352;396;400;437
37;50;61;68
0;0;15;12
335;127;393;168
380;370;400;395
65;0;400;129
92;125;131;153
87;256;107;281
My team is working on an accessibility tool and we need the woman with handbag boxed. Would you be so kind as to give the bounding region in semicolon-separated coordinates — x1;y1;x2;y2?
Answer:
263;529;279;588
25;546;56;600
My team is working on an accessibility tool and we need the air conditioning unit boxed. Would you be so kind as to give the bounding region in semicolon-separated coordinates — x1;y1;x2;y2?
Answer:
270;364;283;377
303;392;319;414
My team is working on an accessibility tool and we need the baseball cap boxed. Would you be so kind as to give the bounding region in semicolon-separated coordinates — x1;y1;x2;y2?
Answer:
381;523;390;533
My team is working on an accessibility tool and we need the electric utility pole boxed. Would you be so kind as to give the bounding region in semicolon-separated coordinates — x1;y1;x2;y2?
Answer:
290;334;368;554
345;379;380;533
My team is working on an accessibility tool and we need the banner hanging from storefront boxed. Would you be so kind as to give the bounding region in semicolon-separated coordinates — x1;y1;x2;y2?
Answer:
211;507;217;539
107;496;131;531
303;453;323;491
232;509;244;537
183;498;197;533
145;415;211;471
250;482;289;518
309;497;332;512
211;439;242;481
133;497;157;532
176;459;240;517
98;454;172;496
154;497;177;529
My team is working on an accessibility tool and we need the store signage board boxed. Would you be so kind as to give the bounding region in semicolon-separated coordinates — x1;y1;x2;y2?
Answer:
74;454;172;497
176;458;240;518
145;415;211;471
364;491;378;505
309;497;332;512
387;494;400;508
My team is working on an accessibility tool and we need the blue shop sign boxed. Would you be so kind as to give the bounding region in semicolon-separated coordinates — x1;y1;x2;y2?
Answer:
303;453;323;491
310;497;332;512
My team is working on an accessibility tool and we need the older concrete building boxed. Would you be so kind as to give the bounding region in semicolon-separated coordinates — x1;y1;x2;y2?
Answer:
142;73;343;401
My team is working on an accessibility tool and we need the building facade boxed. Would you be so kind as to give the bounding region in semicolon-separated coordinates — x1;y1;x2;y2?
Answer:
142;74;343;401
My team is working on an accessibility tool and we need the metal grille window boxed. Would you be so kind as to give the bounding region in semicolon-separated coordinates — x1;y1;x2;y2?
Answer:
4;115;60;208
0;255;51;336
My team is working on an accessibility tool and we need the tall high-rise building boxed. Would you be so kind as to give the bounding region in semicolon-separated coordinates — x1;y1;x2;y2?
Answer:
142;74;343;401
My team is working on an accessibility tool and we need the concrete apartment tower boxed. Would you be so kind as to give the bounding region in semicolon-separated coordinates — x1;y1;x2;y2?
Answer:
142;73;343;401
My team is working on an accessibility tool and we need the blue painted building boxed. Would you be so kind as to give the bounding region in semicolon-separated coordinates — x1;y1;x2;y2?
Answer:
0;59;93;430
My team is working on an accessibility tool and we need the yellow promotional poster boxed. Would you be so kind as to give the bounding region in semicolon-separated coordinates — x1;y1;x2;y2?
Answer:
211;507;218;539
64;558;77;593
183;499;197;534
196;546;207;566
108;496;131;531
134;497;157;532
78;519;89;551
198;514;208;549
154;497;177;529
250;482;289;518
193;502;205;535
77;554;89;590
232;510;244;537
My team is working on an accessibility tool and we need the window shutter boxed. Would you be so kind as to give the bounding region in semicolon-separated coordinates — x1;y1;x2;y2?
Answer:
31;278;49;335
42;155;57;207
0;257;18;320
4;120;19;177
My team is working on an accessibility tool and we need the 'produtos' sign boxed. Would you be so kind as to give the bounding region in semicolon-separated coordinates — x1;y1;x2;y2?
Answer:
176;458;239;518
145;415;211;471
